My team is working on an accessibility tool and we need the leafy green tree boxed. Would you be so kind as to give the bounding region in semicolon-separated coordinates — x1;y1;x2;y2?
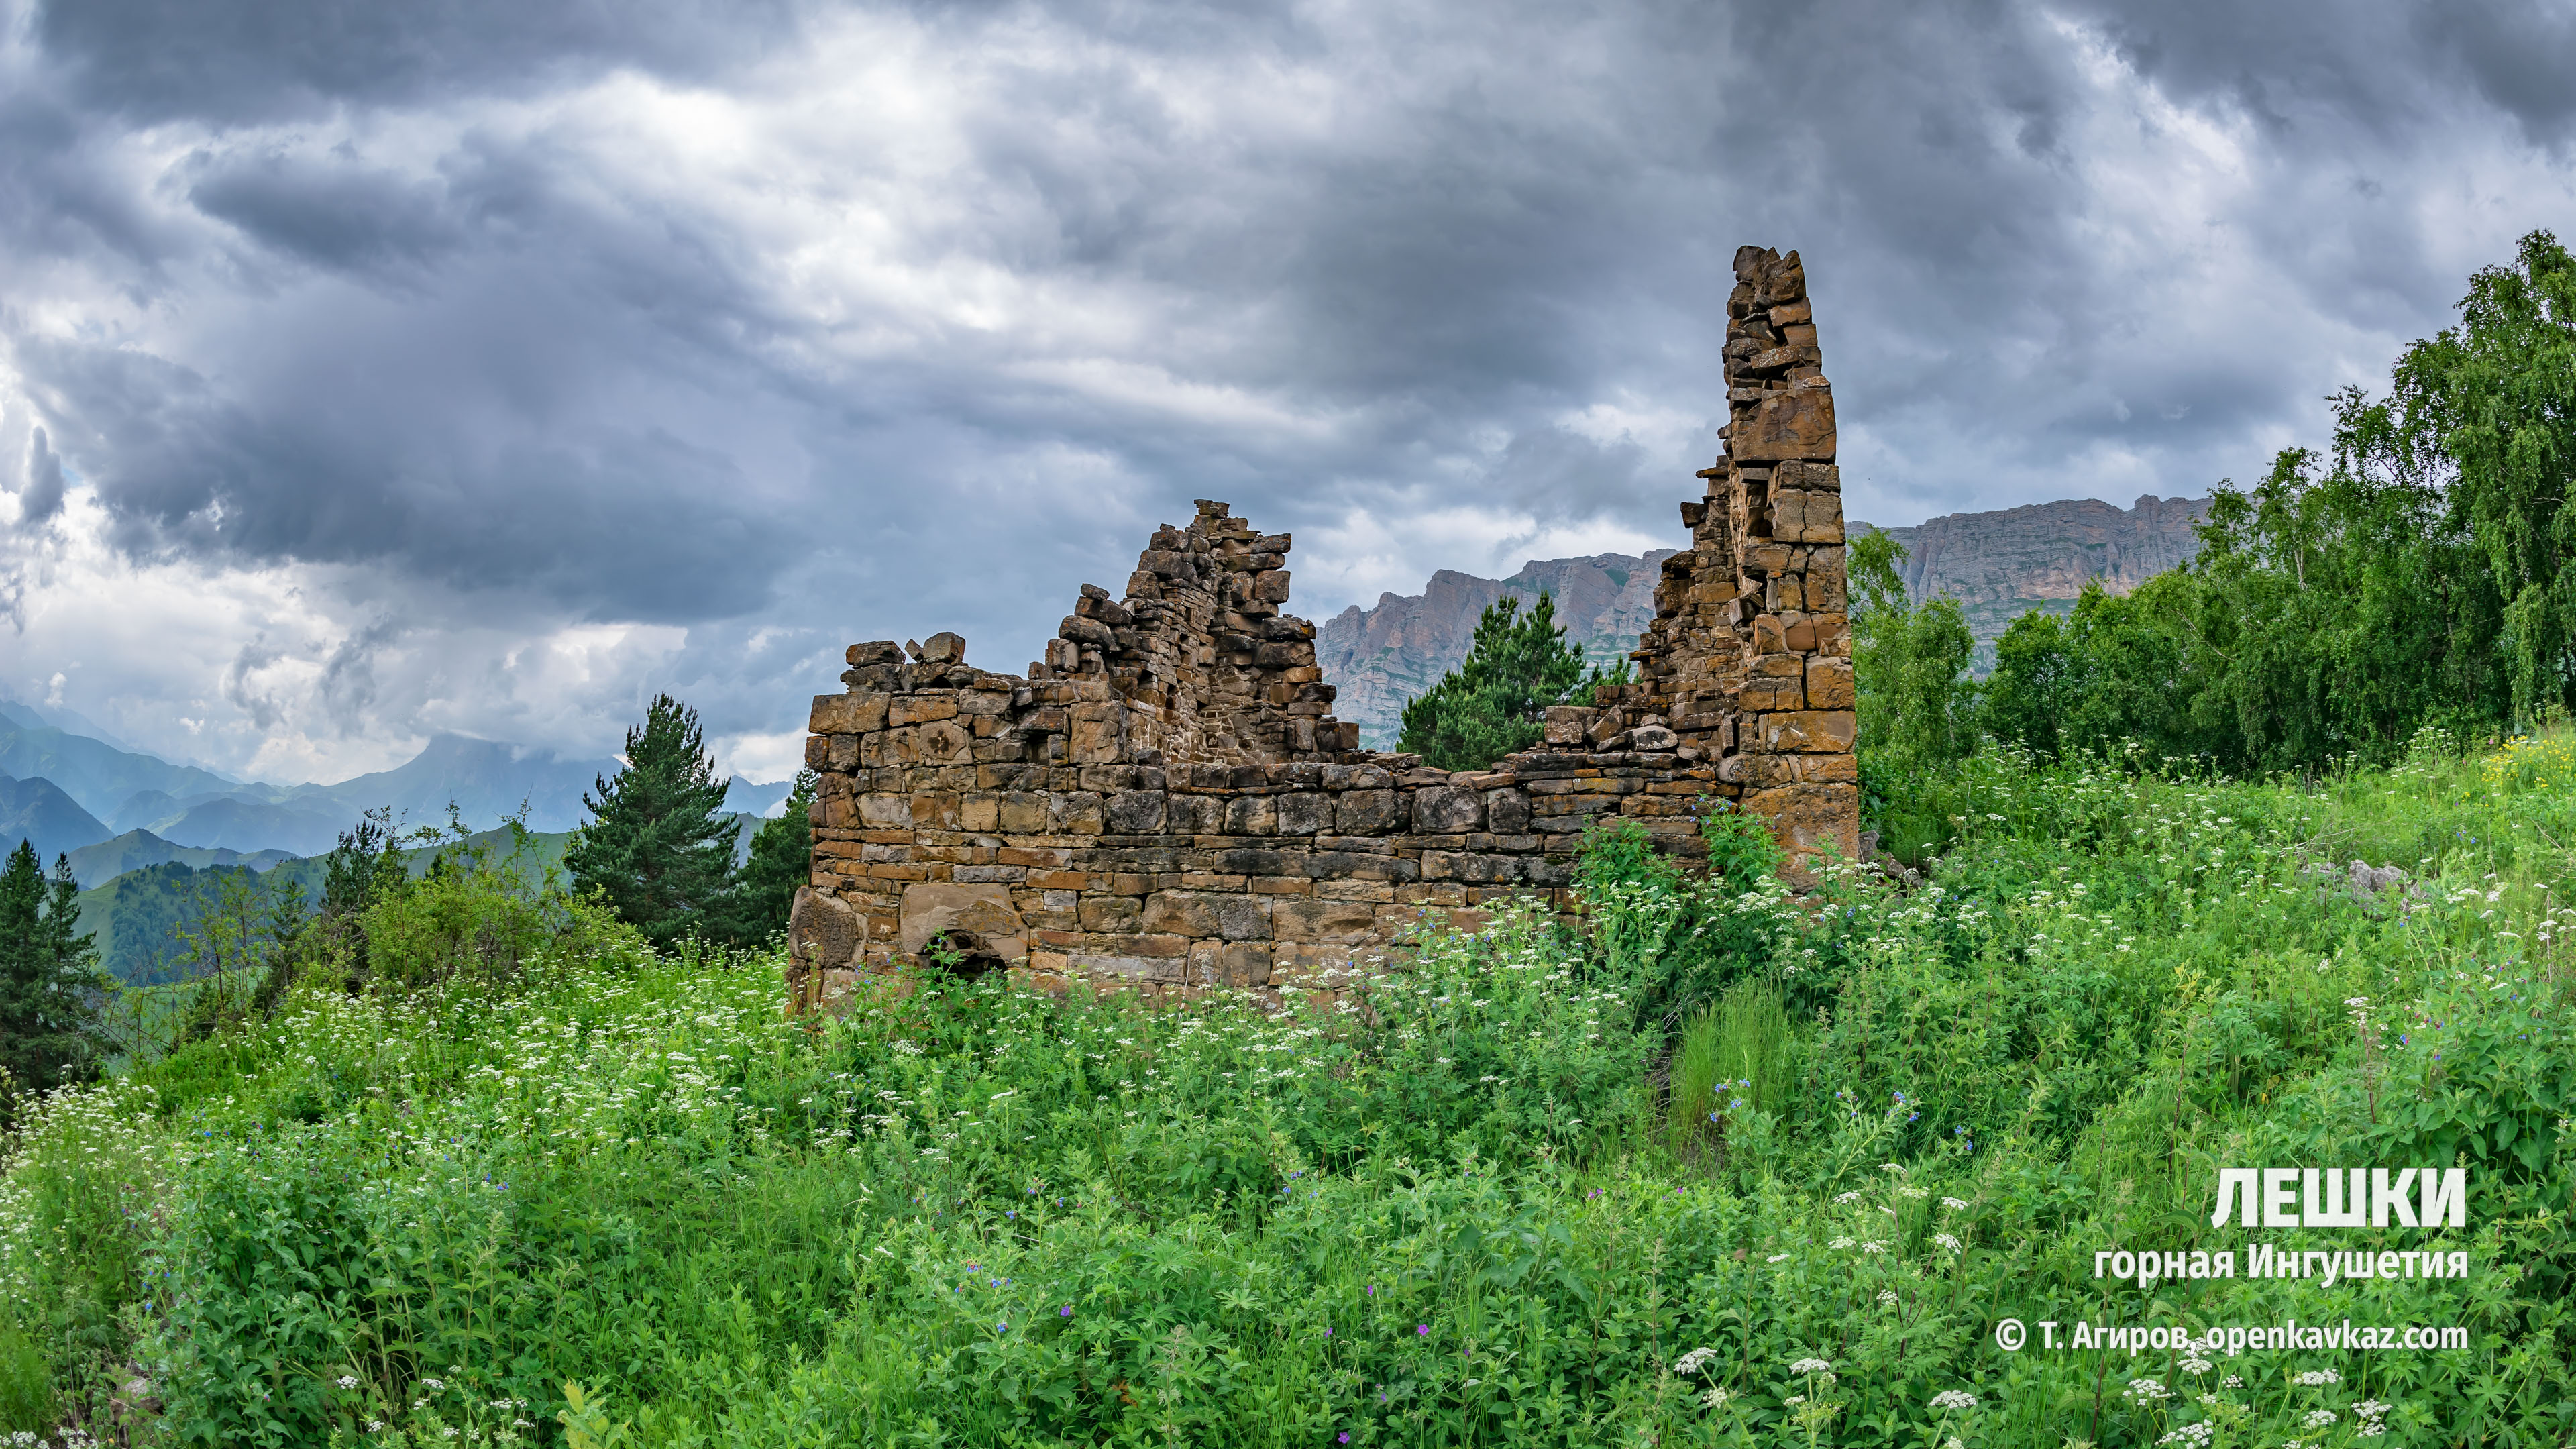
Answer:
1850;531;1978;772
1398;592;1596;770
0;841;107;1099
733;769;816;941
2362;229;2573;715
567;694;743;946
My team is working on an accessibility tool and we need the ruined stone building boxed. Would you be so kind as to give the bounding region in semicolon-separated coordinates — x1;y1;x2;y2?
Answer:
788;246;1856;1009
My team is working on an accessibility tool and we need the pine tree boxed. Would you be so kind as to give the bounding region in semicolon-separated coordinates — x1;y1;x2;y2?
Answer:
0;841;107;1101
566;695;742;947
1397;592;1597;770
732;769;816;941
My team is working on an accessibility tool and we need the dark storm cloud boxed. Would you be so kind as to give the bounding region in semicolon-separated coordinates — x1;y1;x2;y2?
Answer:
3;0;2570;765
39;0;801;122
15;427;65;523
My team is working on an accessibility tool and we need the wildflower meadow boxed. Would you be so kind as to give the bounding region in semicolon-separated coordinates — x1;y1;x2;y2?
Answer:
1;729;2571;1446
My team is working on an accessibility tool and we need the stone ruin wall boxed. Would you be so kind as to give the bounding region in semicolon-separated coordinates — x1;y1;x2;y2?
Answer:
787;246;1856;1010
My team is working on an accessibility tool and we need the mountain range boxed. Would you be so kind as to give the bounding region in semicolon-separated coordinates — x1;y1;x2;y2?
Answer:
0;702;792;885
1316;493;2213;747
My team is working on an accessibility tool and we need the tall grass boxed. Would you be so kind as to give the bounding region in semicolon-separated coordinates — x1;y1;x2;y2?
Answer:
0;729;2570;1445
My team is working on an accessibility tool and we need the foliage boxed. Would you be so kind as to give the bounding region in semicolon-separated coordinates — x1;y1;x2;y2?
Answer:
1849;530;1982;865
3;739;2576;1445
1399;592;1599;770
0;842;107;1103
733;769;816;941
567;694;744;947
2382;229;2576;715
1980;233;2571;775
1851;531;1979;777
362;821;629;993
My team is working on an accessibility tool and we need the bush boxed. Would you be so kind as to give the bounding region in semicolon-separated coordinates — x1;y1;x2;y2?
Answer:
1;739;2573;1446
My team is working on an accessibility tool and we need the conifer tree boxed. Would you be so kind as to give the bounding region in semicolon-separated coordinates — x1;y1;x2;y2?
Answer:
567;695;742;947
732;769;816;941
1397;592;1597;770
0;841;107;1100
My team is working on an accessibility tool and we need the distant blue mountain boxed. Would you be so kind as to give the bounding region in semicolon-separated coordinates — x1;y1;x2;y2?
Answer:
0;712;244;823
1;706;788;862
0;773;113;866
725;777;794;818
277;733;623;835
64;829;301;889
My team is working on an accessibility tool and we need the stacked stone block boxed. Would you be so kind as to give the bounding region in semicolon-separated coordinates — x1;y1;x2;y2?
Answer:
789;244;1862;1008
1034;500;1360;765
1628;245;1860;881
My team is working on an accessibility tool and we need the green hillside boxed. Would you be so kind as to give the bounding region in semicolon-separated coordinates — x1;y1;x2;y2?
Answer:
72;816;765;983
3;739;2570;1445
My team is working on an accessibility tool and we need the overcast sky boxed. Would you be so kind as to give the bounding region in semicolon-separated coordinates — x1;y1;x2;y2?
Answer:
3;0;2571;784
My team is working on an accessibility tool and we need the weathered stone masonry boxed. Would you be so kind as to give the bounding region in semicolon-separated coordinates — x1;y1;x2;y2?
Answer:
788;246;1856;1010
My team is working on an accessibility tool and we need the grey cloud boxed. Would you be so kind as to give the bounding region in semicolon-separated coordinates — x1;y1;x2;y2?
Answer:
186;149;468;276
5;0;2573;772
223;637;286;730
38;0;802;123
16;426;65;523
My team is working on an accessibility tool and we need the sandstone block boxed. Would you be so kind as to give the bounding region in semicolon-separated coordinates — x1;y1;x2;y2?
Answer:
1273;896;1381;941
859;793;912;828
1743;543;1792;574
1080;896;1144;931
1756;710;1856;753
1542;705;1597;745
890;696;957;726
1805;547;1847;611
1413;786;1483;833
1484;787;1530;834
1277;792;1334;835
1224;795;1279;835
1743;782;1860;869
1073;951;1182;983
1796;752;1860;782
916;720;973;764
1190;941;1273;987
1068;706;1125;764
1336;790;1402;834
1105;790;1168;834
1804;657;1856;710
1733;386;1836;462
898;883;1026;963
847;640;904;667
918;631;966;664
810;694;888;734
1252;571;1293;603
1739;676;1803;712
1048;791;1104;833
790;887;865;971
1142;890;1272;941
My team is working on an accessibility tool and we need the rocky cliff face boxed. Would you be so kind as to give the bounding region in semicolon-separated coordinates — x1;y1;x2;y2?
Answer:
1852;494;2212;646
1317;552;1676;749
1318;494;2210;746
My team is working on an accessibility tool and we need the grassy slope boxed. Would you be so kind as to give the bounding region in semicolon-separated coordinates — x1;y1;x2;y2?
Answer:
1;742;2571;1446
76;817;771;984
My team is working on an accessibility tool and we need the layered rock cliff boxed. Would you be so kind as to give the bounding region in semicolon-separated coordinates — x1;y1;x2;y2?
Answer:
1853;494;2212;646
1318;495;2210;747
1317;552;1676;749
